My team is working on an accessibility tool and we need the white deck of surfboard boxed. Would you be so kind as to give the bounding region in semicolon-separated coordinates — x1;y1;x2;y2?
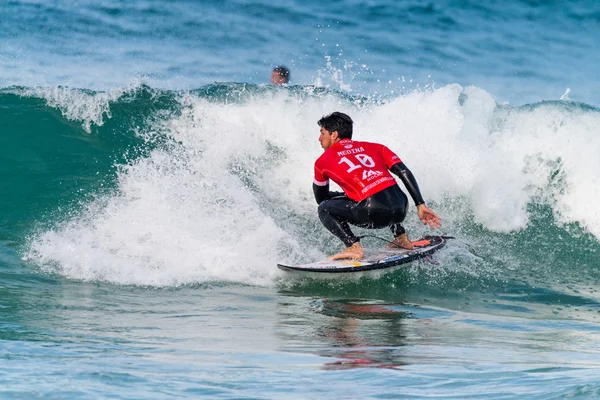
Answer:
277;236;447;273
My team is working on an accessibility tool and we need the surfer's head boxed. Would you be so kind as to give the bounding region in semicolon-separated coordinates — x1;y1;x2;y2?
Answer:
318;112;353;140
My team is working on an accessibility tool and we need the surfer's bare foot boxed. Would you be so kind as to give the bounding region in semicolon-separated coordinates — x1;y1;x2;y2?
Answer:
329;242;364;260
386;233;414;250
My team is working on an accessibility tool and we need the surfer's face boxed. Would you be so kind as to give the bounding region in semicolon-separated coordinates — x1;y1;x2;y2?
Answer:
319;127;338;150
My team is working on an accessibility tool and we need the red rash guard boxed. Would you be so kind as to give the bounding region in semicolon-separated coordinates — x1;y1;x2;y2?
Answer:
313;139;402;202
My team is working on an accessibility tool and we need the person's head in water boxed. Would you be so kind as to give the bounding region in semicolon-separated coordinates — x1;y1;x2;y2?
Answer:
271;66;290;85
318;112;353;139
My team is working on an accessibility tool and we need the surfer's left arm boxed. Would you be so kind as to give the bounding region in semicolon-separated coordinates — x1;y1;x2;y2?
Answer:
390;162;441;228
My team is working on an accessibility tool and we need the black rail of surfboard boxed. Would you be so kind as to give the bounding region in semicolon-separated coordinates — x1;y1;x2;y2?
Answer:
277;235;450;273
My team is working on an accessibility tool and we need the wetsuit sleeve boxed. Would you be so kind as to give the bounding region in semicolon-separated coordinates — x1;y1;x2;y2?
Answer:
313;182;330;204
390;162;425;206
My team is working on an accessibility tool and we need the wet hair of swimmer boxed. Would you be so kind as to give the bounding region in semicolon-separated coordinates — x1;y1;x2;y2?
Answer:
273;66;290;83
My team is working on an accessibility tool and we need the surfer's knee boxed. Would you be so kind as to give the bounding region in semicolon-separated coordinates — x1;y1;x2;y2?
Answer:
318;200;341;220
317;202;330;219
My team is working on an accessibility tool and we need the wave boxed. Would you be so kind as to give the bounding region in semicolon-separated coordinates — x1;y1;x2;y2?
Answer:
1;83;598;289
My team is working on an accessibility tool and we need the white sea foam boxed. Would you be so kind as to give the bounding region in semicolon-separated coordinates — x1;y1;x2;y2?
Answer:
25;84;600;285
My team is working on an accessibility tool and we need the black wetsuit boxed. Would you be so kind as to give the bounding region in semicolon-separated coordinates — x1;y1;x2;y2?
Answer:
313;162;425;247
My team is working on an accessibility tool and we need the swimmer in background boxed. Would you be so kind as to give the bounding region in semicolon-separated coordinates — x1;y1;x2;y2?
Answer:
271;66;290;85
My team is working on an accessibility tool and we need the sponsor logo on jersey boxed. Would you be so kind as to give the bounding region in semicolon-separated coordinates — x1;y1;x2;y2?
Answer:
362;169;383;181
361;176;394;193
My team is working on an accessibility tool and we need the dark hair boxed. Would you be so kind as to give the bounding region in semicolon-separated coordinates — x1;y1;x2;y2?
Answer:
273;66;290;82
317;112;353;139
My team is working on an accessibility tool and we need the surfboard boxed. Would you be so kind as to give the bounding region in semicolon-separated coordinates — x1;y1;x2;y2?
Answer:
277;235;450;273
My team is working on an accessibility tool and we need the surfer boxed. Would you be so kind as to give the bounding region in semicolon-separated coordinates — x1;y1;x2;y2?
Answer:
313;112;441;260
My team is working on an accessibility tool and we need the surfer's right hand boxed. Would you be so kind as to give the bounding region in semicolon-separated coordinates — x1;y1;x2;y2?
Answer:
417;204;441;229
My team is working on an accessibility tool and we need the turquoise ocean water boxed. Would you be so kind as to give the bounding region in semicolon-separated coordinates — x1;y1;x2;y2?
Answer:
2;1;600;398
